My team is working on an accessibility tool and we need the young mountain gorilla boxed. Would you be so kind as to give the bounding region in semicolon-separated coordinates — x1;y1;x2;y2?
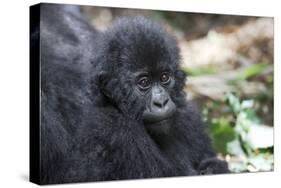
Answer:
37;4;229;184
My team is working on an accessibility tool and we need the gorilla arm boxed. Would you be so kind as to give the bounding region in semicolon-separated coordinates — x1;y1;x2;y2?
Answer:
175;103;229;174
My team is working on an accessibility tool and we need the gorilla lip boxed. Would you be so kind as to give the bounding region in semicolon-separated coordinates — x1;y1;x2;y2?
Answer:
143;107;176;124
146;118;171;126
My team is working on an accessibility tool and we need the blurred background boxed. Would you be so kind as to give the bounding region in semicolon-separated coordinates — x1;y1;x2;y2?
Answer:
81;6;274;173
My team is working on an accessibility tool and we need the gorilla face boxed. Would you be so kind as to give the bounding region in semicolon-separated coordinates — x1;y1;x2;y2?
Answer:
98;65;178;127
133;71;176;124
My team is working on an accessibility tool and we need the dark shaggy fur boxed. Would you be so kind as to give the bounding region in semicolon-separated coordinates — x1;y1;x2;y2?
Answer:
38;4;229;184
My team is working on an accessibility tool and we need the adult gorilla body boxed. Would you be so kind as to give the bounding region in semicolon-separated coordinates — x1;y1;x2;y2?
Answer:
38;4;229;184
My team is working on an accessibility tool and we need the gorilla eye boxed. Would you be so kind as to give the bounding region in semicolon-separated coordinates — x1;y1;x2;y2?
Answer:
160;72;170;84
137;76;151;90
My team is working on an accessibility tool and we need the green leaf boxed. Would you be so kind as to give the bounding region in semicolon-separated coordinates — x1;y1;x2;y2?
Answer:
181;66;218;76
247;154;273;172
241;100;254;109
225;93;241;114
208;117;236;154
227;139;246;157
237;63;268;80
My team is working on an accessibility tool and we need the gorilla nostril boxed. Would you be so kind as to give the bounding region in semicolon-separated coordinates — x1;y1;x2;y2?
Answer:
153;98;169;108
163;98;169;106
153;101;163;108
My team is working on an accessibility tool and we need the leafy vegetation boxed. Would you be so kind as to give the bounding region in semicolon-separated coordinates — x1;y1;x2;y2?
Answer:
204;93;273;172
182;66;218;76
237;63;269;80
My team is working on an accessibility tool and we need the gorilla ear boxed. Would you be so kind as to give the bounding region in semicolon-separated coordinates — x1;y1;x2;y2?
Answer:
98;71;112;98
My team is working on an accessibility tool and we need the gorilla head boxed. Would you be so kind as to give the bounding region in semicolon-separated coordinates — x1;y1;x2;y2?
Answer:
93;17;186;135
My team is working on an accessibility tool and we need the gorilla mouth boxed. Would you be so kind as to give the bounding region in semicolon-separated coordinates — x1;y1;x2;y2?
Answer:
149;118;171;125
142;107;176;124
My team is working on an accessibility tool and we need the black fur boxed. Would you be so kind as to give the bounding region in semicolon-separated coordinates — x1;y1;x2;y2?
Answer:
38;4;229;184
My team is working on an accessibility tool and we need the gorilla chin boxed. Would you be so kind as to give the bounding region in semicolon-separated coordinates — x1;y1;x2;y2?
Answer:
144;118;174;135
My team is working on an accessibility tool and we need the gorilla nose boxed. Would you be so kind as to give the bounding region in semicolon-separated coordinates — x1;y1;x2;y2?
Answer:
143;89;176;123
153;98;169;109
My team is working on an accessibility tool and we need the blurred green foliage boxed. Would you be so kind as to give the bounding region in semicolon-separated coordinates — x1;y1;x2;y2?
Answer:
237;63;269;80
205;93;273;172
182;66;218;76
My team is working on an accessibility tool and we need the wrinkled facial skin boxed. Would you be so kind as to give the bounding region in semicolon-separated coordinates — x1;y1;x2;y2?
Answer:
133;70;177;126
98;60;182;136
